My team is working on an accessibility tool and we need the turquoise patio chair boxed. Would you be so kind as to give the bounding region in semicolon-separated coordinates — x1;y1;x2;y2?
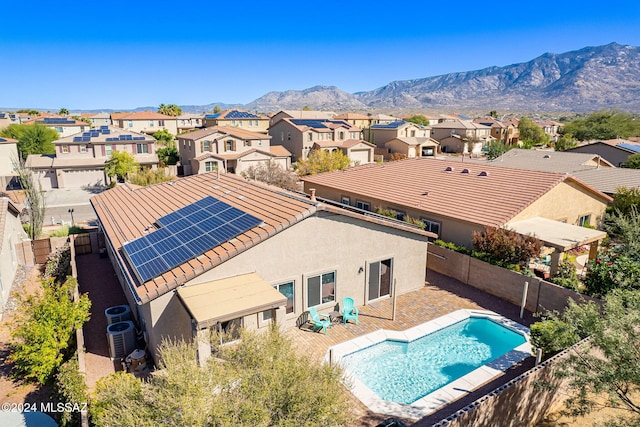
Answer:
308;307;331;334
341;297;359;324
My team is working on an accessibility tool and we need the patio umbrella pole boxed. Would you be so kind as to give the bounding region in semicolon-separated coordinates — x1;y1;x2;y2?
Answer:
520;281;529;319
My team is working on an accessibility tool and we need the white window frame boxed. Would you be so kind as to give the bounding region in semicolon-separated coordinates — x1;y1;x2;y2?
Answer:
306;271;336;308
204;161;217;172
262;281;295;322
356;200;370;211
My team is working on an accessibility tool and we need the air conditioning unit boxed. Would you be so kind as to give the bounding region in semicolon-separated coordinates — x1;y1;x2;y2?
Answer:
107;321;136;359
105;305;131;325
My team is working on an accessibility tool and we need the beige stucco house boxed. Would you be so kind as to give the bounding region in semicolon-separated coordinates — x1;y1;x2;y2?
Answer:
364;121;431;149
178;126;290;175
333;113;373;130
0;112;21;130
430;119;493;153
203;109;269;133
0;197;28;310
474;118;519;145
301;157;612;250
91;173;432;363
22;117;89;138
383;137;439;158
268;117;362;162
176;113;204;133
26;126;158;189
312;139;376;165
112;111;178;135
83;113;111;128
269;110;337;127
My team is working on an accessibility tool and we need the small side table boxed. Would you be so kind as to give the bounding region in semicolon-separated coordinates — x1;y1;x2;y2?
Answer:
328;311;342;324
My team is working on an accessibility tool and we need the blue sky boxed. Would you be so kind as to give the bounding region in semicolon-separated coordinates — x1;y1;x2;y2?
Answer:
2;0;640;111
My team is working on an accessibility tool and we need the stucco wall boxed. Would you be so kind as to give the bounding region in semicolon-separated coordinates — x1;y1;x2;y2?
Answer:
144;291;194;361
0;206;27;305
184;213;428;330
511;180;608;227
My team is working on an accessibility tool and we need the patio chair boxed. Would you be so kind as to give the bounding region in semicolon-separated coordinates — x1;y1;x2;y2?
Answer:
308;307;331;334
341;297;359;325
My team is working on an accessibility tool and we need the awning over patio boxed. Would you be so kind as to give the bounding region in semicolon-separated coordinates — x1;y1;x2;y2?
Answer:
177;272;286;329
505;217;607;251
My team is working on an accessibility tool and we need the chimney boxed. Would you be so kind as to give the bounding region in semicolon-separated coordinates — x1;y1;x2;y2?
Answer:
309;188;317;202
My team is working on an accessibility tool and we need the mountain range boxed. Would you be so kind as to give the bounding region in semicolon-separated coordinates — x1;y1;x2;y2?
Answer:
242;43;640;113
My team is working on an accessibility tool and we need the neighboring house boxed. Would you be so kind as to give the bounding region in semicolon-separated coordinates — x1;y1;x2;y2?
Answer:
565;139;640;167
430;119;492;146
176;113;204;133
383;137;439;159
0;137;19;190
370;113;397;125
535;119;563;141
0;112;21;130
484;149;614;173
0;196;28;309
90;173;431;362
474;117;519;145
177;126;290;175
572;168;640;196
312;139;375;165
364;121;430;148
204;109;269;133
83;112;111;128
112;111;178;135
22;117;89;138
26;126;158;189
269;110;337;127
333;113;373;130
268;118;361;161
301;157;611;250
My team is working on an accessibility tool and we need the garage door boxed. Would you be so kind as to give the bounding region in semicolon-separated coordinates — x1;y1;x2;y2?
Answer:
62;169;106;188
37;170;57;190
349;149;371;165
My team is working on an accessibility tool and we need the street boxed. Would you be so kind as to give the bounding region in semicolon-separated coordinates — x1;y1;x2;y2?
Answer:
43;187;105;226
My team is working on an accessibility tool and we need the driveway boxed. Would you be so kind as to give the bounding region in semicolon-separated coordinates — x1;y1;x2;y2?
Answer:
44;187;106;226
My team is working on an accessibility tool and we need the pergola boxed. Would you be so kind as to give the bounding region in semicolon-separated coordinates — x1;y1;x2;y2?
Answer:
505;217;607;275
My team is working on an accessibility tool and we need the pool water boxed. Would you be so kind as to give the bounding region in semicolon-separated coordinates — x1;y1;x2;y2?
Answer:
340;317;527;404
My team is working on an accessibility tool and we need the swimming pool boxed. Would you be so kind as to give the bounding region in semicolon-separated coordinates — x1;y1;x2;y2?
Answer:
326;310;531;419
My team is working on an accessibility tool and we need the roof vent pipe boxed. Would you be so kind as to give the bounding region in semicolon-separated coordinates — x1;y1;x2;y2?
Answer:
216;168;220;180
309;188;317;202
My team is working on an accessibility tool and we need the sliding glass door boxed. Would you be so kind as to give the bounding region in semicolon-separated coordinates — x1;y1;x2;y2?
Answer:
368;258;392;302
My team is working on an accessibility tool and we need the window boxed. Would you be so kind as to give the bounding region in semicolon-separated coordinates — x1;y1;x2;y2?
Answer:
80;145;87;153
202;140;211;152
244;140;251;147
136;143;149;154
368;259;392;301
238;120;243;127
287;132;291;141
578;214;591;227
263;281;294;321
339;131;344;140
225;140;234;151
205;161;217;172
420;218;441;236
341;196;350;205
280;131;284;142
105;144;112;156
231;120;236;126
127;120;133;128
307;271;335;308
308;133;313;142
356;200;370;211
411;130;416;137
254;120;258;127
158;120;164;127
54;126;63;133
149;120;155;127
61;145;69;154
395;211;406;221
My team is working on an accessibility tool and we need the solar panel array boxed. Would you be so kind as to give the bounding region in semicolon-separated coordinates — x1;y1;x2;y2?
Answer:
39;117;76;125
72;126;113;142
371;120;406;129
122;196;263;283
105;135;146;142
225;110;260;119
290;119;328;128
617;142;640;153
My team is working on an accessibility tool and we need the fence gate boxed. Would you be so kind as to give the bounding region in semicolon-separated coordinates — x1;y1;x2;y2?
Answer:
74;234;92;255
32;238;52;264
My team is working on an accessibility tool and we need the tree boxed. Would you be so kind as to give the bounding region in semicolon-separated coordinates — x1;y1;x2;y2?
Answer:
13;156;46;239
105;150;138;182
17;109;40;115
489;110;498;118
213;105;222;114
90;327;350;426
621;153;640;169
128;169;175;186
472;226;543;267
0;123;57;159
554;133;578;151
58;108;69;116
560;110;640;141
152;129;174;146
295;150;350;176
9;276;91;384
156;145;179;167
241;160;299;191
518;117;550;146
71;115;91;126
405;115;430;126
485;140;510;160
607;187;640;218
302;105;312;111
157;103;182;117
531;290;640;426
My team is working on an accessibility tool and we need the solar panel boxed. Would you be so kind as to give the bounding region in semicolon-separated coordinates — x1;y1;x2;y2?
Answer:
123;196;263;283
73;137;83;142
290;119;328;128
618;143;640;153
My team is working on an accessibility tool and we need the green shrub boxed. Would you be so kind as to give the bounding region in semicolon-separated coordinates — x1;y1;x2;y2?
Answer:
550;260;581;291
433;239;471;255
44;245;71;283
55;356;87;427
530;319;579;356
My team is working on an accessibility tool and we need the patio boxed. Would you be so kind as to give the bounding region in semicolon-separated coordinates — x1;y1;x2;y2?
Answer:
285;271;537;425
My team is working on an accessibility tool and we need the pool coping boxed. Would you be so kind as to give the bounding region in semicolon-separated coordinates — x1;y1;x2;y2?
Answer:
324;309;532;420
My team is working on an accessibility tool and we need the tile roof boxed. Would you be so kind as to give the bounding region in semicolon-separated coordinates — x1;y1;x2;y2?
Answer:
194;148;287;161
386;137;439;146
371;120;407;129
179;126;271;141
285;118;357;132
204;109;266;120
277;110;337;120
55;126;155;144
116;111;175;120
92;173;429;304
301;157;610;227
431;119;489;130
314;139;374;149
572;168;640;194
487;148;614;173
334;113;370;120
268;145;292;157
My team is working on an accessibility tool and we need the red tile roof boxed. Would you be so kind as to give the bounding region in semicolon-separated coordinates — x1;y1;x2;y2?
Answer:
115;111;175;120
301;157;609;227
